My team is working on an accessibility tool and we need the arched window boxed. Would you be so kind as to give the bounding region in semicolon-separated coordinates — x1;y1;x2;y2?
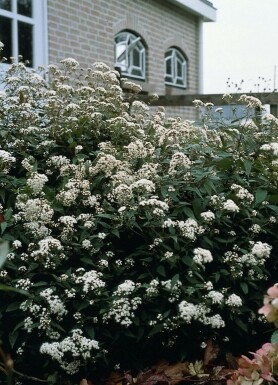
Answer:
165;47;187;88
115;31;146;80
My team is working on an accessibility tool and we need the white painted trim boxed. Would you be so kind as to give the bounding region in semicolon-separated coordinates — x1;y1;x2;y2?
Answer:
33;0;48;68
168;0;216;22
198;19;203;93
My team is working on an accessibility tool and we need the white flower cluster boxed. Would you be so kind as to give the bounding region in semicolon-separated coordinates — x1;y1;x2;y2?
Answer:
89;154;121;177
47;155;71;172
193;248;213;265
251;241;272;259
114;280;137;295
60;57;79;70
58;215;77;240
223;199;240;213
175;218;204;241
103;296;142;327
178;301;225;328
125;140;153;160
200;210;215;223
26;172;48;195
238;95;262;109
73;268;106;294
131;178;156;193
139;196;169;216
0;149;16;173
30;236;65;268
16;197;54;223
40;288;68;318
40;329;100;374
168;152;191;176
145;279;159;297
15;278;32;290
112;184;133;205
161;279;182;302
231;184;254;203
207;290;224;304
260;142;278;156
226;294;242;307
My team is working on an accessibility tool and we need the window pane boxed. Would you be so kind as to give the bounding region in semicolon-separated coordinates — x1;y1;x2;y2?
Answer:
132;48;140;67
18;21;33;66
17;0;32;17
166;58;172;75
0;0;11;10
131;68;142;77
177;61;183;77
0;16;12;62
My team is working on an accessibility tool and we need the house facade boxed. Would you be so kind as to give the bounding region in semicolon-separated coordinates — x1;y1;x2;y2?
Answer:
0;0;216;119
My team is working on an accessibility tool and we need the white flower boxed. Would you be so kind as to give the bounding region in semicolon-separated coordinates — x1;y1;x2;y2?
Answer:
223;199;239;212
0;150;16;173
169;152;191;175
207;290;224;304
115;280;136;295
60;57;79;69
251;241;272;258
226;294;242;307
40;329;100;374
131;179;156;192
200;210;215;222
27;172;48;194
193;248;213;265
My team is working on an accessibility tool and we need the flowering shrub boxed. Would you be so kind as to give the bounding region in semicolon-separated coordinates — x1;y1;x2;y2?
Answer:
0;55;278;382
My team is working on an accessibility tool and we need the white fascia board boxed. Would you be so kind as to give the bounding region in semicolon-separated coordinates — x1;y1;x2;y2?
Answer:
170;0;217;22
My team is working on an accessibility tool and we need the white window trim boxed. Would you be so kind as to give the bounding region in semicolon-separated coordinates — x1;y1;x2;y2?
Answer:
115;31;146;80
165;47;187;89
0;0;48;69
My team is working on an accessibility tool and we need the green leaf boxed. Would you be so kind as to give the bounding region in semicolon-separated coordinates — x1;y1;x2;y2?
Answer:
268;205;278;213
235;317;248;333
0;284;29;296
271;330;278;344
171;273;180;288
182;255;192;267
4;208;12;221
148;324;163;337
6;301;21;312
136;327;144;341
192;198;202;217
9;331;18;348
85;326;95;339
157;265;166;277
0;239;9;268
182;207;196;219
240;282;248;294
0;189;5;202
255;189;268;205
243;159;252;177
1;221;7;234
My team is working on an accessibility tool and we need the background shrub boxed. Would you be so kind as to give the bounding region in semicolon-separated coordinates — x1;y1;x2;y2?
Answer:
0;59;278;382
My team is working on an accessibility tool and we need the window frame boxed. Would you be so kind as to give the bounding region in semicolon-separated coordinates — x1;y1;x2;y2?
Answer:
164;47;187;89
0;0;48;69
114;30;146;80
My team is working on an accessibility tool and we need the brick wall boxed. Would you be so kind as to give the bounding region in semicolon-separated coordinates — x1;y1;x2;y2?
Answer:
47;0;200;120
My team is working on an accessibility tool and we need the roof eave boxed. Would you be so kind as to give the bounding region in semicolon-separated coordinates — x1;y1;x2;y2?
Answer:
168;0;217;22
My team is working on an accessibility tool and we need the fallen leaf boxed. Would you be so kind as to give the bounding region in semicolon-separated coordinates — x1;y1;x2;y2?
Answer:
105;371;125;385
203;340;220;366
152;361;189;385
